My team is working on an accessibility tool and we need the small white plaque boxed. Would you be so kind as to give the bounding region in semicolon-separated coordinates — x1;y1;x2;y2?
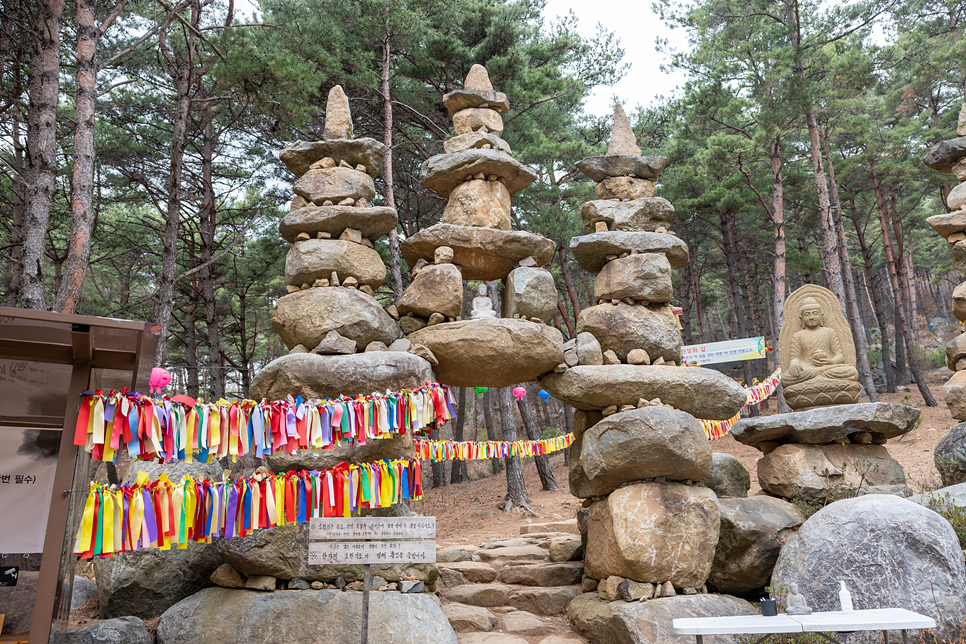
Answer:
308;517;436;540
308;540;436;565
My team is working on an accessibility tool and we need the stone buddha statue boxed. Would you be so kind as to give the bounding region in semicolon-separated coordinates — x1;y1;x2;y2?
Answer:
469;283;498;320
785;583;812;615
779;286;861;410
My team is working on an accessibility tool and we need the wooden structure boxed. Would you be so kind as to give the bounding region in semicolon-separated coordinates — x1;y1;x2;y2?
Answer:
0;307;156;644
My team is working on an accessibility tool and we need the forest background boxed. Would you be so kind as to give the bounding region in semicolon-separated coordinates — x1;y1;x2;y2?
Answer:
1;0;964;427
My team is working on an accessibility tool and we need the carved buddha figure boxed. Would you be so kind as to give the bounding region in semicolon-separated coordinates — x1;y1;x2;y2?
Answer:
780;292;861;409
469;283;498;320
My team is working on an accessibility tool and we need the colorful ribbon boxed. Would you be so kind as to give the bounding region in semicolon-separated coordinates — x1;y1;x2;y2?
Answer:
73;457;423;559
701;367;783;440
73;383;455;463
414;433;574;462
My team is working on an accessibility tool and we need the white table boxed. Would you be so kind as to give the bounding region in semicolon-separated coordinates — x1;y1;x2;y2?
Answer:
674;608;936;644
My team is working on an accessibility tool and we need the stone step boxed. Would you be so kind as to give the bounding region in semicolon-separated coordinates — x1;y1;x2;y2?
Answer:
458;633;528;644
445;583;513;607
506;586;583;616
442;603;498;632
439;562;499;584
475;546;548;563
521;520;579;535
499;563;584;587
548;537;583;563
502;610;552;636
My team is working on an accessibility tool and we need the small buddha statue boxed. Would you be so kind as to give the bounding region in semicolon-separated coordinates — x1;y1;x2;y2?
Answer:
785;583;812;615
780;294;861;409
469;283;498;320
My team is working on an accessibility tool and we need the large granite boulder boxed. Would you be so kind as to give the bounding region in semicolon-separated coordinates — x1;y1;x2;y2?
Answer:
293;167;376;205
924;136;966;173
420;149;536;198
397;263;464;319
702;453;750;498
540;365;747;420
946;370;966;421
441;179;511;230
284;240;386;289
708;497;803;594
250;352;434;401
580;198;674;234
279;205;398;243
568;592;755;644
401;224;555;281
218;523;439;586
577;303;681;363
52;617;151;644
120;459;224;486
936;422;966;486
280;138;386;178
756;443;908;501
584;482;719;588
407;318;563;387
156;587;457;644
265;432;413;471
502;267;557;323
570;231;689;271
772;495;966;644
594;254;672;303
271;287;401;352
575;156;668;182
569;407;712;498
926;210;966;239
1;573;102;635
730;402;919;450
93;541;223;619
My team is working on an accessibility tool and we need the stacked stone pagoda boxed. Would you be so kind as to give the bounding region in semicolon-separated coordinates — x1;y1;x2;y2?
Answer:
398;65;564;387
731;284;919;501
540;105;749;592
250;85;436;468
925;103;966;421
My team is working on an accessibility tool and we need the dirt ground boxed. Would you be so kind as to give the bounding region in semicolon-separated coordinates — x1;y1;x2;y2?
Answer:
417;370;957;549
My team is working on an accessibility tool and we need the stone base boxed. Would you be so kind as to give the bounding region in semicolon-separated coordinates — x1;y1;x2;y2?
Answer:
577;302;681;364
280;204;398;243
782;377;861;410
407;318;563;387
250;351;434;400
570;231;689;272
284;239;386;288
730;402;920;451
279;138;386;178
271;287;401;351
420;148;535;198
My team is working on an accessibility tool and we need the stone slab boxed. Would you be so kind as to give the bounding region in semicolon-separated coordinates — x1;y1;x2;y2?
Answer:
280;205;398;243
570;232;689;272
576;155;668;182
279;138;386;178
420;149;537;198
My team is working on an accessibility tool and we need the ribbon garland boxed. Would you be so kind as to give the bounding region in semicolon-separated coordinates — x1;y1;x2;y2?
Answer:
73;457;424;559
700;367;783;441
74;383;456;464
414;433;574;462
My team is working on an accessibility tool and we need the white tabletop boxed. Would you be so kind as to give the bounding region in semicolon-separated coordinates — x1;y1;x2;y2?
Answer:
673;608;936;635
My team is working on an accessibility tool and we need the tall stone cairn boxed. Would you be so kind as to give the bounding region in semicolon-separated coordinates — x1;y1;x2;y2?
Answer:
540;104;749;592
397;64;564;388
925;103;966;421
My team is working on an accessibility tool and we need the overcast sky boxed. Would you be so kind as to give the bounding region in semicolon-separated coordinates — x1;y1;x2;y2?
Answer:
542;0;691;117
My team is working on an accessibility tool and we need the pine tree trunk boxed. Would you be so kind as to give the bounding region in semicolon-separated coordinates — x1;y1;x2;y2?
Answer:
498;387;535;514
557;246;582;324
20;0;64;309
6;112;25;306
803;108;846;305
200;112;223;400
562;403;572;466
517;391;557;491
450;387;467;484
381;9;402;301
430;427;447;488
483;388;501;474
184;298;200;398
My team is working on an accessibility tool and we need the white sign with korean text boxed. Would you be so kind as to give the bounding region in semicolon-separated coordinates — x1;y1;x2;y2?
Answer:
308;540;436;565
308;517;435;540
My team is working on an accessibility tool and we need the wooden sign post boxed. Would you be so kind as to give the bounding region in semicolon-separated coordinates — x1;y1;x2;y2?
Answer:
308;517;436;644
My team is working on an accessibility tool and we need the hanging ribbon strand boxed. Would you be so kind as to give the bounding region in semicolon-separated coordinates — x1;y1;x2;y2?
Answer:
414;433;574;462
700;367;783;441
73;383;455;463
73;457;424;559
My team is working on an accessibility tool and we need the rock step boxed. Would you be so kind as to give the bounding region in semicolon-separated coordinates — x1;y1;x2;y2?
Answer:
459;635;585;644
443;583;582;615
440;562;500;584
498;563;584;587
475;545;548;563
520;520;580;535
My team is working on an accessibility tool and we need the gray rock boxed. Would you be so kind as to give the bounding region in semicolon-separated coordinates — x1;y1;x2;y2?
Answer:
570;231;689;272
499;563;583;587
926;210;966;239
265;433;414;472
703;453;750;498
294;167;376;205
420;149;536;198
576;156;669;182
52;616;151;644
948;332;966;373
576;332;603;366
757;443;907;502
285;239;386;289
388;338;412;352
271;287;401;352
909;482;966;509
949;181;966;211
245;575;276;591
401;224;555;282
577;303;681;364
407;318;563;387
400;580;424;593
71;576;98;610
1;573;100;635
442;603;498;631
279;138;386;178
120;460;224;487
442;88;509;114
772;495;966;644
568;591;755;644
250;351;433;401
730;402;920;450
94;541;223;618
541;365;746;421
569;407;712;498
935;421;966;486
594;253;672;303
323;85;353;139
312;330;357;355
502;267;557;323
443;131;511;155
288;578;311;590
397;263;464;319
507;586;582;616
924;136;966;173
279;205;398;243
210;563;248;589
156;587;456;644
581;197;674;235
708;496;803;594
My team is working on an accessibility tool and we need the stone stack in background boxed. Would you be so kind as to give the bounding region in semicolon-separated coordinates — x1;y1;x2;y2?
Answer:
541;105;748;593
400;65;565;387
926;103;966;427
